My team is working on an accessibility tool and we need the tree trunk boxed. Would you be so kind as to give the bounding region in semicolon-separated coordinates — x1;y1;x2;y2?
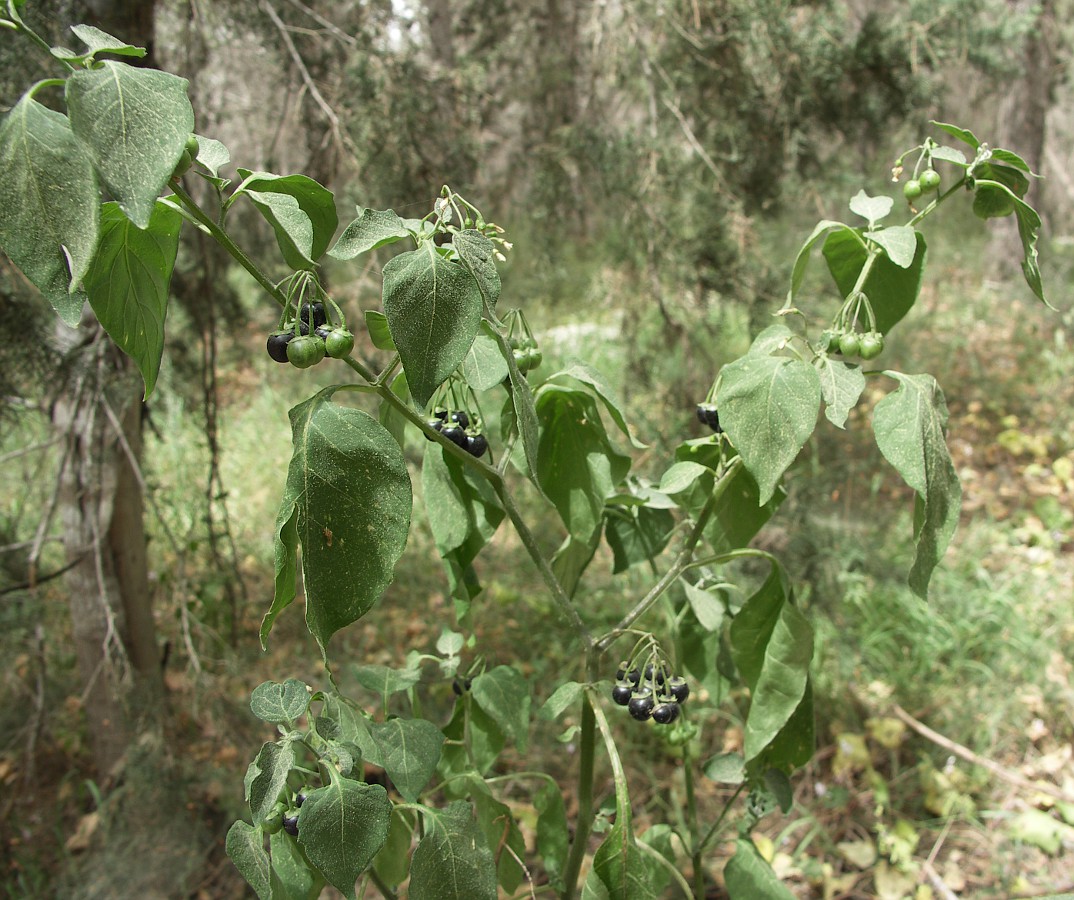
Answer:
51;320;162;780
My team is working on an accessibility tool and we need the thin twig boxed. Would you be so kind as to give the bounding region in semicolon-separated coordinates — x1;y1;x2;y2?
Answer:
0;439;59;466
0;556;84;597
282;0;357;47
922;859;959;900
891;703;1074;804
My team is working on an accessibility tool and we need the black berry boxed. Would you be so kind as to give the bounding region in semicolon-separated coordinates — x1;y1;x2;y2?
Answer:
440;424;468;448
267;330;294;363
611;683;633;706
452;676;472;695
667;677;690;704
651;702;680;725
628;690;655;721
450;410;470;429
282;814;299;836
295;792;307;808
466;433;488;457
299;301;327;328
433;407;449;421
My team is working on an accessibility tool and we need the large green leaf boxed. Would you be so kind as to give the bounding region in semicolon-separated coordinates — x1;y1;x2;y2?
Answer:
372;808;413;887
382;243;483;407
270;830;324;900
814;356;865;429
823;227;928;334
234;170;338;269
545;362;645;447
787;220;851;307
716;354;820;505
84;200;181;398
971;179;1050;306
461;321;510;391
297;777;392;899
409;802;498;900
368;718;445;802
551;528;603;599
264;391;412;659
872;372;962;598
729;566;814;764
586;816;663;900
244;740;295;825
603;501;674;573
66;61;194;228
329;207;410;259
454;229;501;307
0;94;99;324
226;821;272;900
471;665;530;752
724;838;795;900
535;385;632;540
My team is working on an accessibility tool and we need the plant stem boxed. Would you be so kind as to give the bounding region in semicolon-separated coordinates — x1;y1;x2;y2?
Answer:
170;182;288;308
598;458;741;651
696;783;746;854
561;684;597;900
367;867;398;900
683;761;705;899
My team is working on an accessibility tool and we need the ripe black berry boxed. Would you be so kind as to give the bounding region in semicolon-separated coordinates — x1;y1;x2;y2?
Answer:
466;433;488;457
450;410;470;429
628;690;655;721
314;325;332;340
299;301;327;328
696;403;722;433
440;424;468;448
433;407;449;421
267;330;294;363
644;663;666;686
295;792;307;807
651;702;680;725
611;683;633;706
452;676;472;695
667;677;690;704
282;814;299;836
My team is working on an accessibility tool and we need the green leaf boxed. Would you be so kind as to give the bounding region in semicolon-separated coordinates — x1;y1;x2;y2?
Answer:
191;134;229;178
373;808;413;887
263;391;412;658
70;24;146;58
262;503;299;648
787;220;851;306
603;503;674;574
503;343;544;482
0;95;99;324
250;679;310;726
872;372;962;597
546;362;645;447
382;243;483;407
438;699;505;779
329;207;410;260
930;120;979;149
682;582;726;632
368;718;445;802
471;665;530;752
234;170;338;269
724;839;795;900
814;356;866;429
536;782;569;890
469;781;525;893
823;227;928;334
971;179;1050;306
716;355;820;505
588;817;663;900
454;229;501;307
66;61;194;229
551;528;602;599
353;664;421;697
704;752;746;784
297;778;392;898
409;802;498;900
84;200;181;398
658;461;711;495
747;324;796;357
866;224;917;269
461;321;510;391
245;740;295;825
535;385;632;540
270;830;324;900
540;681;585;720
379;371;409;451
929;145;967;165
226;821;272;900
849;190;893;225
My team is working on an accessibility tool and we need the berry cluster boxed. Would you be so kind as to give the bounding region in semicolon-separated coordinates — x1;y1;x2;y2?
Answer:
426;408;488;457
695;402;722;433
823;328;884;361
611;662;689;725
509;335;543;374
266;301;355;368
903;167;940;202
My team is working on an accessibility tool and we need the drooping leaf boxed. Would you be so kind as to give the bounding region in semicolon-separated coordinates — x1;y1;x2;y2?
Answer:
226;821;272;900
368;717;445;802
469;780;525;893
704;752;746;784
262;503;299;647
786;220;852;307
930;121;979;149
849;190;893;225
471;665;530;752
724;838;795;900
716;355;821;505
540;682;585;720
587;816;663;900
297;777;392;899
191;134;229;179
970;179;1050;306
872;372;962;598
66;61;194;228
551;528;602;599
373;808;413;887
233;170;338;269
263;390;412;659
546;363;646;447
461;320;510;391
682;582;726;632
0;94;99;323
409;802;498;900
866;224;918;269
603;502;674;573
245;740;295;825
84;200;181;398
814;356;866;429
438;698;505;779
250;678;310;726
270;829;324;900
329;207;410;259
382;243;483;407
70;24;146;58
823;226;928;334
535;385;632;540
353;664;421;697
454;229;501;307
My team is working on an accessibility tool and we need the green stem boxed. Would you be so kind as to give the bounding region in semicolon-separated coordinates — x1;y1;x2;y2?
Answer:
367;867;398;900
597;458;741;652
170;182;288;308
10;15;74;71
696;783;746;854
561;684;597;900
684;762;704;899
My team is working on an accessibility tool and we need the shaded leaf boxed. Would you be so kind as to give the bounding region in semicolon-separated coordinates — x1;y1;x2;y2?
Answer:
329;207;410;259
353;664;421;697
462;321;510;391
472;665;530;752
539;682;585;720
368;717;445;802
724;838;795;900
270;829;324;900
226;821;272;900
245;740;295;825
84;200;181;398
234;170;338;269
546;363;645;447
536;782;569;890
409;802;498;900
